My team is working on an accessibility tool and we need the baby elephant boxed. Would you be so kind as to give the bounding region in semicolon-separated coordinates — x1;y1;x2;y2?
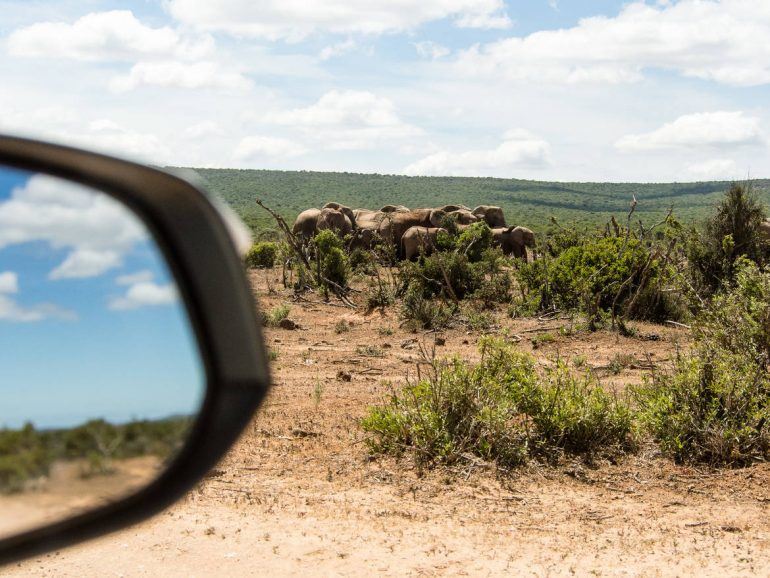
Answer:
492;226;535;261
401;226;447;261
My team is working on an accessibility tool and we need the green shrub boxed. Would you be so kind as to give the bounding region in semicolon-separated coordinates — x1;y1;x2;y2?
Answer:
515;233;682;326
636;259;770;465
400;282;454;329
362;339;633;468
456;222;493;262
244;241;278;269
262;304;291;326
399;252;482;300
470;248;513;306
635;347;770;465
314;230;349;289
686;183;767;294
695;258;770;367
349;248;376;274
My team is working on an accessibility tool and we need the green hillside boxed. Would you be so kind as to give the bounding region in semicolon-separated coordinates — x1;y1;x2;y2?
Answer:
184;168;770;234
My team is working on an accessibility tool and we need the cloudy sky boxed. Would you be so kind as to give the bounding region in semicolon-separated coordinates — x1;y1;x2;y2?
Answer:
0;0;768;181
0;169;203;428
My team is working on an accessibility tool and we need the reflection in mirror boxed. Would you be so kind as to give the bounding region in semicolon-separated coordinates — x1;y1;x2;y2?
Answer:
0;167;205;539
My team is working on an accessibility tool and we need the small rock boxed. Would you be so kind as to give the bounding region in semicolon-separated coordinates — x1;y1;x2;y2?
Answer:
382;343;392;349
462;339;469;345
337;370;352;382
435;336;446;346
278;318;297;330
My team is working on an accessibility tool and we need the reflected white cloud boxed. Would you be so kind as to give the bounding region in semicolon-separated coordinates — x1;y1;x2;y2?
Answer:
0;272;76;322
0;175;146;280
0;271;19;294
109;272;178;310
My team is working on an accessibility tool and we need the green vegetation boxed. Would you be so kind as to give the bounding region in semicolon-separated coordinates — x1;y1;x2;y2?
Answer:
362;339;633;468
244;241;278;269
0;417;192;493
685;183;769;295
314;230;349;290
636;259;770;465
262;304;291;327
515;222;685;328
184;167;770;235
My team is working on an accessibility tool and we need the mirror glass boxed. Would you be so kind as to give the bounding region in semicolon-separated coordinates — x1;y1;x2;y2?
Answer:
0;166;205;539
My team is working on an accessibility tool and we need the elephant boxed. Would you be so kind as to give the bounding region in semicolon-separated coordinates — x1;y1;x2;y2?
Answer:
316;207;353;236
401;227;447;261
473;205;507;228
292;207;352;241
322;202;357;230
349;226;380;250
292;208;322;240
492;226;535;261
438;204;471;213
377;208;447;257
380;204;410;213
445;209;480;226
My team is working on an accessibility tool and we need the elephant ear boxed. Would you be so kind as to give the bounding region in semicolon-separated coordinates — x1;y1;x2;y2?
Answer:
507;225;516;233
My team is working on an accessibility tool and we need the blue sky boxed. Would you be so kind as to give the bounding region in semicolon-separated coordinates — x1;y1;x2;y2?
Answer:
0;168;204;429
0;1;768;182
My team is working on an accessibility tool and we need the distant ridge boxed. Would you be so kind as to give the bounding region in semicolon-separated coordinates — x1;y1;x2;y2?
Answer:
182;168;770;233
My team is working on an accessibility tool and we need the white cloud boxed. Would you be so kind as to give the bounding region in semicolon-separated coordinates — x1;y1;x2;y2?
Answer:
109;61;252;92
454;11;511;29
319;38;357;60
685;158;741;180
50;249;122;280
108;278;178;311
115;270;155;286
455;0;770;86
0;272;18;294
414;41;450;60
0;174;146;279
403;129;552;176
64;121;172;163
234;135;308;161
0;295;76;322
167;0;511;40
183;121;223;140
262;90;421;150
7;10;213;62
615;111;765;152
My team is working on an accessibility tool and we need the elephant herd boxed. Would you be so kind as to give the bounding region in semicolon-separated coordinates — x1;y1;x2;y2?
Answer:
291;202;536;261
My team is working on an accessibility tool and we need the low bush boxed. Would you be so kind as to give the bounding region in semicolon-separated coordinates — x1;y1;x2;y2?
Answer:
314;230;349;289
636;257;770;465
456;222;493;263
515;232;683;327
685;183;767;294
262;304;291;327
349;248;376;274
244;241;278;269
313;230;349;290
400;282;454;330
362;339;633;468
399;252;483;301
635;347;770;465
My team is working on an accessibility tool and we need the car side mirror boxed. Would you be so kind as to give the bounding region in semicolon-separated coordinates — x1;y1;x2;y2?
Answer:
0;135;270;564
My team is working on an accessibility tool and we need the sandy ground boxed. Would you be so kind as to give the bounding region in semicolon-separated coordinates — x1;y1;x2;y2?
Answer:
5;269;770;577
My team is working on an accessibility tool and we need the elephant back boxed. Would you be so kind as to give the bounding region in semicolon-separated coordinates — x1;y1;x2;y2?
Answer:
473;205;507;228
293;208;322;239
317;207;352;236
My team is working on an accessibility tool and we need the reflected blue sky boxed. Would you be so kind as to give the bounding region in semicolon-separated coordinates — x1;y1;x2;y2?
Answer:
0;167;205;429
